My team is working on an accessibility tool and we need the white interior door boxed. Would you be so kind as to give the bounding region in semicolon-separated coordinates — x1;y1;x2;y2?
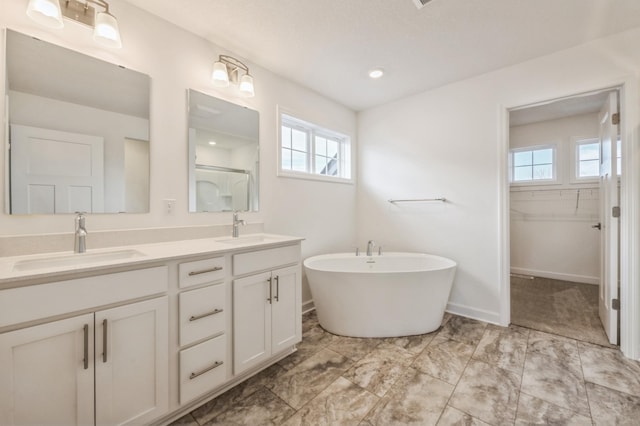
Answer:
598;91;620;345
10;124;104;214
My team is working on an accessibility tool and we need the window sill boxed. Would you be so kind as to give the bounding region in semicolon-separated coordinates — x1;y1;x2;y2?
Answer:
277;169;354;185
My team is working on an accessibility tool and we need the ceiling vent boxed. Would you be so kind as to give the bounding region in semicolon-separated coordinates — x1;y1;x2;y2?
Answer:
412;0;434;9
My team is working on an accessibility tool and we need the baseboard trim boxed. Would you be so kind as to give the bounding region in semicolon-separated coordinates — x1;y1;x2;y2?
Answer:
510;267;599;285
446;302;501;325
302;299;315;314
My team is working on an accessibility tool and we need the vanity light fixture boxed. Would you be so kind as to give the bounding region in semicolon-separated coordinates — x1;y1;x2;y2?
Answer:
26;0;122;48
211;54;255;98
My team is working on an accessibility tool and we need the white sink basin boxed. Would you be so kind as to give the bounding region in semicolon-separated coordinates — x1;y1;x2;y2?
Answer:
216;235;280;245
12;249;145;271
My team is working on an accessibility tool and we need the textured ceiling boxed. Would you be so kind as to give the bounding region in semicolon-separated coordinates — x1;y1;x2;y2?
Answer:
124;0;640;111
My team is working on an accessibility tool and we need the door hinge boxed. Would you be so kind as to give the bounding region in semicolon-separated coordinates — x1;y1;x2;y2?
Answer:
612;298;620;310
612;206;620;218
612;113;620;125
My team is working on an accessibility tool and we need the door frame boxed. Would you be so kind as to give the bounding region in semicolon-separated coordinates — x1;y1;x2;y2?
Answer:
498;77;640;360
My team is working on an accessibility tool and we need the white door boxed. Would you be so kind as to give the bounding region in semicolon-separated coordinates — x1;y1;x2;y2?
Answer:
10;124;104;214
598;91;620;345
0;314;95;426
95;297;169;426
233;271;272;374
271;266;302;353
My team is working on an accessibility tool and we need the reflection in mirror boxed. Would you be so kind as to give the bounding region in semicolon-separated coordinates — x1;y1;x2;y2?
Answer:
188;89;259;212
5;30;151;214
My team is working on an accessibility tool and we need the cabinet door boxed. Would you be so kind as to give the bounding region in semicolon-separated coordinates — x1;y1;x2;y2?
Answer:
95;296;169;426
271;265;302;353
0;314;94;426
233;272;271;374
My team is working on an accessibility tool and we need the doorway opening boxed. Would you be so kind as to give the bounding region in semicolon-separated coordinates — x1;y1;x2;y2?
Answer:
506;88;621;347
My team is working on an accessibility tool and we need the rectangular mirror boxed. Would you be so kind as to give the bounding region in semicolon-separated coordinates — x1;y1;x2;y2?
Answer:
188;89;259;212
4;29;151;214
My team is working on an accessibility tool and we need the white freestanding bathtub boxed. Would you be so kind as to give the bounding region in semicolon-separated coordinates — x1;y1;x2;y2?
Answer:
304;252;456;338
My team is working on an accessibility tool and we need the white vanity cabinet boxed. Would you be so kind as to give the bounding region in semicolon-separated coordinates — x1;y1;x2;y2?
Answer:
232;245;302;374
0;267;169;426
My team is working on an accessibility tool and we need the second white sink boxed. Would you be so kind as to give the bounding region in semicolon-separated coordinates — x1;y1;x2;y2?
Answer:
216;235;280;245
13;249;145;272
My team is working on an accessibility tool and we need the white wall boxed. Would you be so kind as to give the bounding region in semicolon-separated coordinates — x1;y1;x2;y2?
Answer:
357;27;640;325
0;0;358;303
510;113;601;284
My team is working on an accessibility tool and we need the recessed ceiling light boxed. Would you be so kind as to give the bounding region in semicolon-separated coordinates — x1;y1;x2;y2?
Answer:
368;68;384;79
208;141;217;145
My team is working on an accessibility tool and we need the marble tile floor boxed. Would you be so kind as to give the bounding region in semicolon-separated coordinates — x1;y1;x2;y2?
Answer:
171;311;640;426
511;276;613;347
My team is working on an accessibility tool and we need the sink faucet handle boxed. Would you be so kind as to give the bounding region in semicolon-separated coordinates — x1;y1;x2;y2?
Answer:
75;212;87;230
378;246;383;256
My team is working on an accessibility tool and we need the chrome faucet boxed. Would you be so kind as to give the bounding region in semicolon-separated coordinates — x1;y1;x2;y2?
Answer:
232;211;246;238
74;212;87;253
366;240;375;256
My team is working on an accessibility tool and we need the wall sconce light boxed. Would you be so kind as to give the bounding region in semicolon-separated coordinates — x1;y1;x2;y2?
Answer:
211;54;255;98
26;0;122;48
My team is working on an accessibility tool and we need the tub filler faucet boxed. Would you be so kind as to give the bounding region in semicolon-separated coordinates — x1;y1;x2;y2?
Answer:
366;240;376;256
74;212;87;253
232;211;246;238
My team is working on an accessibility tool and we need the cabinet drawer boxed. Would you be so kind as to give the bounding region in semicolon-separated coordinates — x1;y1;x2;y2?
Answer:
179;284;226;347
0;266;168;329
178;257;225;289
179;335;227;404
232;244;300;276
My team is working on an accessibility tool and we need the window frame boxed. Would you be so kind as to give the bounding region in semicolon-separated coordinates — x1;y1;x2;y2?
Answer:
277;109;353;184
571;136;601;183
509;144;558;186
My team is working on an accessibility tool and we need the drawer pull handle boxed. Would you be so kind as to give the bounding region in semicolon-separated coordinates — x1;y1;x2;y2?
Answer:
190;361;224;379
189;308;224;322
83;324;89;370
274;275;280;302
267;277;272;304
188;266;223;276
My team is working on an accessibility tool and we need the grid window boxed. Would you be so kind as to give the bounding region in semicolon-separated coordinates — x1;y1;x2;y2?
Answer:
279;113;351;181
577;140;600;178
511;146;555;183
281;126;309;172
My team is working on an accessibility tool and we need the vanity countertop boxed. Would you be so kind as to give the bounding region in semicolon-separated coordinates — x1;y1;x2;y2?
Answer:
0;233;304;288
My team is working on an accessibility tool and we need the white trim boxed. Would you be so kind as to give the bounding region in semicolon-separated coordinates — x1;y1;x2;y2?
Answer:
509;143;559;185
570;136;601;183
276;105;355;183
510;267;598;285
302;299;315;314
499;79;640;360
618;77;640;360
446;302;500;325
498;105;511;327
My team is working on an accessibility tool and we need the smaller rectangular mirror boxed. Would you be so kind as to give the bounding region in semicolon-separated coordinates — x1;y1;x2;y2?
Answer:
188;89;259;212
